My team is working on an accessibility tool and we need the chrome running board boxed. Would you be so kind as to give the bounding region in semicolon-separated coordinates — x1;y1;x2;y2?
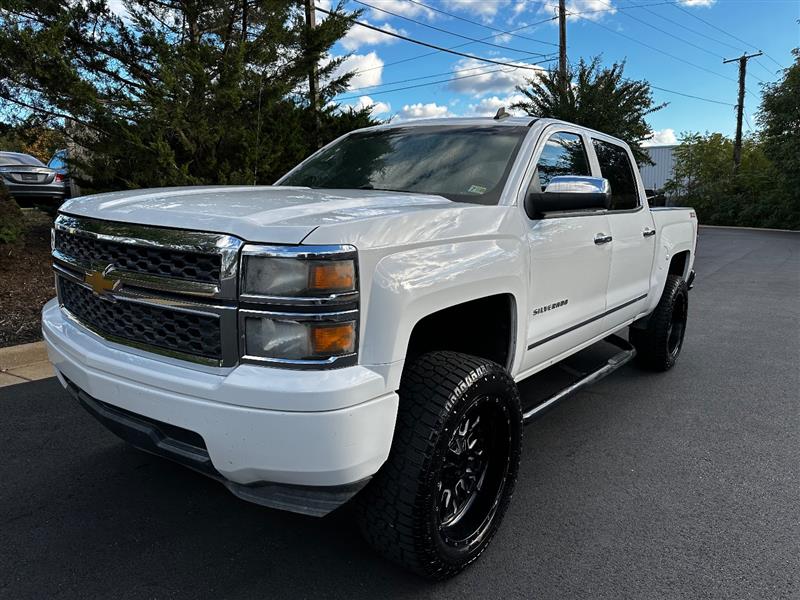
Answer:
522;335;637;424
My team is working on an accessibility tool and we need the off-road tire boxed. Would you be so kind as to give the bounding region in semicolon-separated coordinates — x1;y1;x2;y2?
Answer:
355;351;523;580
630;274;689;371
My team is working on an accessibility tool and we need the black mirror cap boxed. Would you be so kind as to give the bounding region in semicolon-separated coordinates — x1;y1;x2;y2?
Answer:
525;190;610;219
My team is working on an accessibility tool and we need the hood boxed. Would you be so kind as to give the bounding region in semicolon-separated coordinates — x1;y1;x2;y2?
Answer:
60;185;454;244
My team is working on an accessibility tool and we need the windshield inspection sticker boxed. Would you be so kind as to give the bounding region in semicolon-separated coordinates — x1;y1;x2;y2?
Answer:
467;184;487;195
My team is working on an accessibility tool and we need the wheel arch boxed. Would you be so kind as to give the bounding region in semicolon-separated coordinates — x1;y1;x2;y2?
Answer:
405;293;517;371
668;249;692;280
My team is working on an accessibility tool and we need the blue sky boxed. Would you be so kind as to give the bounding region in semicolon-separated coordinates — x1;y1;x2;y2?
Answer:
324;0;799;144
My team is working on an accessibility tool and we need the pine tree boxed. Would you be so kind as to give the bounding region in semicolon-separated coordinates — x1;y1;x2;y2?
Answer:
0;0;374;191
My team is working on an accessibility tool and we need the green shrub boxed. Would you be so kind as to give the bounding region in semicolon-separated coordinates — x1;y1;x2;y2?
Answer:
0;184;26;244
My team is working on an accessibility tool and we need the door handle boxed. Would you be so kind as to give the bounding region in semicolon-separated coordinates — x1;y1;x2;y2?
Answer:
594;233;613;245
643;228;656;238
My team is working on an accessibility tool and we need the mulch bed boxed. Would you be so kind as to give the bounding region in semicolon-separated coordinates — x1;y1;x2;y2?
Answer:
0;210;55;348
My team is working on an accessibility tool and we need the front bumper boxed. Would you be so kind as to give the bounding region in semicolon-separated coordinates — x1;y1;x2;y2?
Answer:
42;299;399;515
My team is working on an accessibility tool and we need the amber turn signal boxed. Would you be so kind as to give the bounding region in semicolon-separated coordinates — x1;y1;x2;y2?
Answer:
309;261;355;293
311;323;356;355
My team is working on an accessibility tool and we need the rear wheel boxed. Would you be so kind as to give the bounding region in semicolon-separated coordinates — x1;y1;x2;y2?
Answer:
630;274;688;371
356;351;522;579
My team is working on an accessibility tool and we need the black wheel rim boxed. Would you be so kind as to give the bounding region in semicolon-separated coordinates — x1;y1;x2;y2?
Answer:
666;293;687;359
436;395;512;549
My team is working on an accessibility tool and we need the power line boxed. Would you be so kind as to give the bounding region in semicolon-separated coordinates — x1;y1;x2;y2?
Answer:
567;0;763;95
753;58;780;79
315;6;548;70
332;0;739;110
671;2;785;70
350;0;551;56
344;55;557;94
627;0;765;85
542;1;675;17
648;84;734;107
572;12;749;91
337;58;558;101
340;57;734;109
589;0;727;62
627;2;743;54
349;14;560;75
400;0;560;47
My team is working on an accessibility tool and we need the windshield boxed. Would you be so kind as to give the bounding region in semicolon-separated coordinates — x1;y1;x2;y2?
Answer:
280;125;529;205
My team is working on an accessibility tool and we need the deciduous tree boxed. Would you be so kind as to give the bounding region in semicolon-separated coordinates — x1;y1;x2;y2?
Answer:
758;48;800;198
665;132;798;230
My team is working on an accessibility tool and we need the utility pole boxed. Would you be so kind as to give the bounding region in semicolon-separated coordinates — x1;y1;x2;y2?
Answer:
304;0;320;148
558;0;567;93
723;51;762;173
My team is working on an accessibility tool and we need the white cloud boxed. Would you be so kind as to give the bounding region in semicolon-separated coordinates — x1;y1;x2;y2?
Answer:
350;95;392;117
535;0;616;22
328;52;384;89
567;0;616;22
340;21;403;52
512;1;528;15
643;129;677;146
679;0;715;6
365;0;435;20
398;102;453;120
447;57;545;96
314;0;331;21
465;94;529;117
442;0;510;22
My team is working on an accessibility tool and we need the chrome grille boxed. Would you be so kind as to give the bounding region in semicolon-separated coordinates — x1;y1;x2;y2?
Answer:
53;214;243;367
60;278;223;360
54;230;221;284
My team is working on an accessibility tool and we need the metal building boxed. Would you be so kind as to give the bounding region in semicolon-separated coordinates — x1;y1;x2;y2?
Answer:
639;145;677;191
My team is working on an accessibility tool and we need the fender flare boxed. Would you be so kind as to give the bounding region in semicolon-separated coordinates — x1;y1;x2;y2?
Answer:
360;238;527;374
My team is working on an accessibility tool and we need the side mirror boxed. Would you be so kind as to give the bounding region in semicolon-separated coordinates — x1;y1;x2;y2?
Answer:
525;176;611;219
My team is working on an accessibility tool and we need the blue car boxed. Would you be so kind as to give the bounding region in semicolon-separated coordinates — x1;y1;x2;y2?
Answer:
47;149;81;199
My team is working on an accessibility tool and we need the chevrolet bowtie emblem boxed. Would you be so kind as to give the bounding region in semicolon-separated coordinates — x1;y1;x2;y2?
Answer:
84;267;119;295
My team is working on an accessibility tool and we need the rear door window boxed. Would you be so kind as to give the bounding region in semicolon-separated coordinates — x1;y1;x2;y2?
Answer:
591;139;639;210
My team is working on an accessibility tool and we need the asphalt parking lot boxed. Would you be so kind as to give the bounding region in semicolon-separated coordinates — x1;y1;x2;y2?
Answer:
1;227;798;599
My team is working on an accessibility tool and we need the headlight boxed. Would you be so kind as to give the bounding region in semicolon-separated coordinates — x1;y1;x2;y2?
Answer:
242;314;356;362
241;245;356;299
239;245;359;368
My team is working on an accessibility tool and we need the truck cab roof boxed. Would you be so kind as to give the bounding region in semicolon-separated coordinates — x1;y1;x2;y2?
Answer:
368;116;632;150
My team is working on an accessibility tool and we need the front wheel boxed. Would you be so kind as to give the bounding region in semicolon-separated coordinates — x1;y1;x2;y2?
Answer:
356;351;523;579
630;274;689;371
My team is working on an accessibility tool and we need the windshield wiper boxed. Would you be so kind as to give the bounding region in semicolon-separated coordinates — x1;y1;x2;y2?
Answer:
357;184;410;193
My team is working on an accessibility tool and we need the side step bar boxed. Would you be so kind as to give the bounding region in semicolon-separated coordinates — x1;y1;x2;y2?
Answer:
522;335;637;424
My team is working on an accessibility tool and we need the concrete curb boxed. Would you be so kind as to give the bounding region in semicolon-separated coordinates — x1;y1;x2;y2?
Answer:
0;341;47;369
0;341;53;387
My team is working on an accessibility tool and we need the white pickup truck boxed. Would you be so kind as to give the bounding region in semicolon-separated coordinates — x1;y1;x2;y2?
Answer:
43;116;697;579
